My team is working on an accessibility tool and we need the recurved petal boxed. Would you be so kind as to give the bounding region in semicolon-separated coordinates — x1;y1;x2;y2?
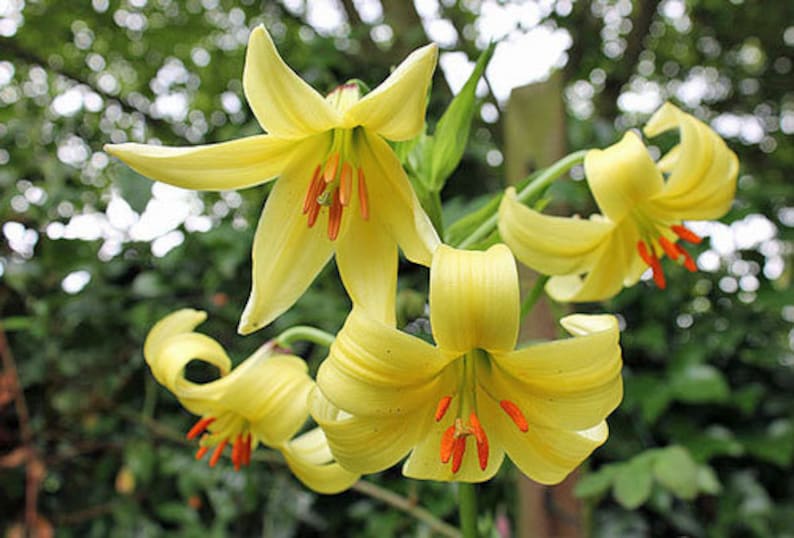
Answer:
544;219;640;302
645;103;739;220
486;394;610;485
238;136;335;334
317;307;456;416
280;428;360;494
243;26;340;138
310;388;429;474
498;187;615;275
402;387;505;482
586;132;665;222
486;314;622;431
335;214;398;326
104;135;295;190
357;130;440;266
344;43;438;140
430;244;519;354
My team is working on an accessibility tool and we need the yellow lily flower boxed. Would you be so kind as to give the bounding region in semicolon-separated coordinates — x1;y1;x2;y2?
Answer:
144;309;359;494
498;103;739;302
106;26;440;333
310;245;622;484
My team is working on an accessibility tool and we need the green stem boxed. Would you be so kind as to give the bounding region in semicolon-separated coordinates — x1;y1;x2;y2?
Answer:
458;482;478;538
520;275;550;321
274;326;335;349
456;150;588;250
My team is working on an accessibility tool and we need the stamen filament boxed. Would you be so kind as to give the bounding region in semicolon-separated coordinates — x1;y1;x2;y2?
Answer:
357;168;369;220
435;396;453;422
499;400;529;432
186;416;215;440
209;439;228;468
671;224;702;244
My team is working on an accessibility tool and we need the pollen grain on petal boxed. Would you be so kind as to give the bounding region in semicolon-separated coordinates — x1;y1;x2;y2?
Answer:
499;400;529;432
434;396;453;422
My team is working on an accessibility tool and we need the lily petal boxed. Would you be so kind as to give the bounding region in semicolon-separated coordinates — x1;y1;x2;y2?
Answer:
429;244;519;354
486;314;622;430
487;393;610;486
317;307;456;416
645;103;739;220
104;135;295;191
344;43;438;141
544;219;641;302
585;132;665;222
498;187;615;275
336;214;398;326
243;26;340;138
238;135;335;334
402;387;506;482
310;388;429;473
281;428;360;494
357;129;440;266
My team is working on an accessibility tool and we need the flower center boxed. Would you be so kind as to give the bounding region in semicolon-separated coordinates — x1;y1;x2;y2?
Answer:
186;414;253;471
302;128;369;241
633;211;702;289
432;351;529;474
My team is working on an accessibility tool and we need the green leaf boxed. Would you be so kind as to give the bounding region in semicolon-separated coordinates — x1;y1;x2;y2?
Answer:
671;364;730;404
613;456;654;509
697;465;723;495
426;42;495;192
574;464;619;499
653;445;699;500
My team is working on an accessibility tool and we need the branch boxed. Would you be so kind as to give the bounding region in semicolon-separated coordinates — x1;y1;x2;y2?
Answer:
0;36;175;138
0;322;41;535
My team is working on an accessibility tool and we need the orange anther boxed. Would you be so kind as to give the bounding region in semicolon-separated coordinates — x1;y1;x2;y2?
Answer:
302;166;323;214
327;189;343;240
435;396;453;422
499;400;529;432
357;168;369;221
650;256;666;289
339;162;353;206
676;244;697;272
658;236;680;260
637;241;653;266
469;413;489;470
195;446;209;460
440;425;456;464
232;435;242;471
208;439;228;468
323;152;340;183
187;416;215;440
451;436;466;473
671;224;702;244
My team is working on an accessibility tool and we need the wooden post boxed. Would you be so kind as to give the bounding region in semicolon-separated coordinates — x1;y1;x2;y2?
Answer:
503;71;584;538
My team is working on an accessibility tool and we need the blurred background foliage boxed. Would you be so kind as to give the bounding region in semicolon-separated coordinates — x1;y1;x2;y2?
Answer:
1;0;792;536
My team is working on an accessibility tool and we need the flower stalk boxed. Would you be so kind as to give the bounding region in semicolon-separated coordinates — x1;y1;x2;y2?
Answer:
458;482;478;538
